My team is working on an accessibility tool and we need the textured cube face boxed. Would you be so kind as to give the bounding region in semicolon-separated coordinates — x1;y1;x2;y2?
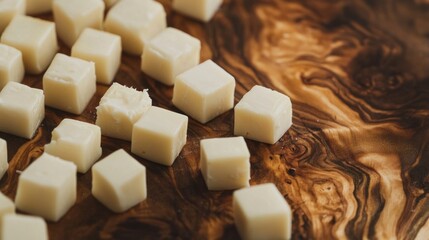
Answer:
96;83;152;141
0;44;24;90
15;153;77;222
0;0;25;33
141;27;201;86
0;82;44;139
104;0;166;55
1;214;48;240
26;0;52;15
172;0;223;22
0;138;8;180
43;53;96;115
71;28;122;84
131;106;188;166
44;119;102;173
173;60;235;123
233;183;292;240
92;149;147;213
200;137;250;190
0;191;14;217
53;0;105;47
0;15;58;74
234;85;293;144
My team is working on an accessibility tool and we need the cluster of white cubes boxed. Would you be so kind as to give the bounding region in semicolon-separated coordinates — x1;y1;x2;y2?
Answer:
1;15;58;74
0;82;44;139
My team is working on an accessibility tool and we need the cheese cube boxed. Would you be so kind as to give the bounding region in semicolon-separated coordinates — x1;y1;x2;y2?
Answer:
1;214;48;240
233;183;292;240
172;0;222;22
0;192;14;218
234;85;292;144
0;15;58;74
172;60;235;123
45;119;102;173
15;153;77;222
43;53;96;115
0;82;44;139
200;137;250;190
96;83;152;141
26;0;52;15
53;0;105;47
72;28;122;85
0;138;7;180
92;149;147;213
0;0;25;34
104;0;166;55
132;106;188;166
0;44;24;90
104;0;120;8
141;27;201;86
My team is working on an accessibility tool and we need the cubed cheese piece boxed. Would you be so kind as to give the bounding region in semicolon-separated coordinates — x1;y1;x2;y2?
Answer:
26;0;53;15
0;82;44;139
0;138;7;179
141;27;200;85
45;119;102;173
172;60;235;123
92;149;147;213
200;137;250;190
53;0;105;47
132;106;188;166
172;0;222;22
233;183;292;240
43;53;96;115
1;214;48;240
15;153;77;222
0;44;24;90
104;0;120;8
0;192;14;218
96;83;152;141
234;85;292;144
71;28;121;84
0;15;58;74
104;0;166;55
0;0;25;34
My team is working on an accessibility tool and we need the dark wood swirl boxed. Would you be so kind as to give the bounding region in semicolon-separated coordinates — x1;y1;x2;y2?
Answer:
1;0;429;239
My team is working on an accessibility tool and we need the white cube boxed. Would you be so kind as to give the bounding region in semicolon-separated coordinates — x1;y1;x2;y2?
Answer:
234;85;292;144
233;183;292;240
0;0;25;34
26;0;52;15
53;0;105;47
96;82;152;141
45;119;102;173
92;149;147;213
0;138;8;180
0;192;14;218
0;44;24;90
200;137;250;190
72;28;122;85
15;153;77;222
0;15;58;74
43;53;96;115
172;0;222;22
141;27;201;86
0;82;44;139
1;214;48;240
132;106;188;166
104;0;166;55
172;60;235;123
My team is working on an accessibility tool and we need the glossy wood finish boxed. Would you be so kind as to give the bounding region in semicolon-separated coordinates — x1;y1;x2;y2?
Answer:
1;0;429;239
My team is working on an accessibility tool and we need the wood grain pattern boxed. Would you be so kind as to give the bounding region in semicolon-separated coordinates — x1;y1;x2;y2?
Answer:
1;0;429;239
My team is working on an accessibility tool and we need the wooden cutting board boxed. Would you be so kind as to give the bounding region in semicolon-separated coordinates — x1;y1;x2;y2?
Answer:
1;0;429;239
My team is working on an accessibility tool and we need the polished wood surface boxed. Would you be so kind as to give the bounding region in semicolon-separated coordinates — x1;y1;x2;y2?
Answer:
1;0;429;239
